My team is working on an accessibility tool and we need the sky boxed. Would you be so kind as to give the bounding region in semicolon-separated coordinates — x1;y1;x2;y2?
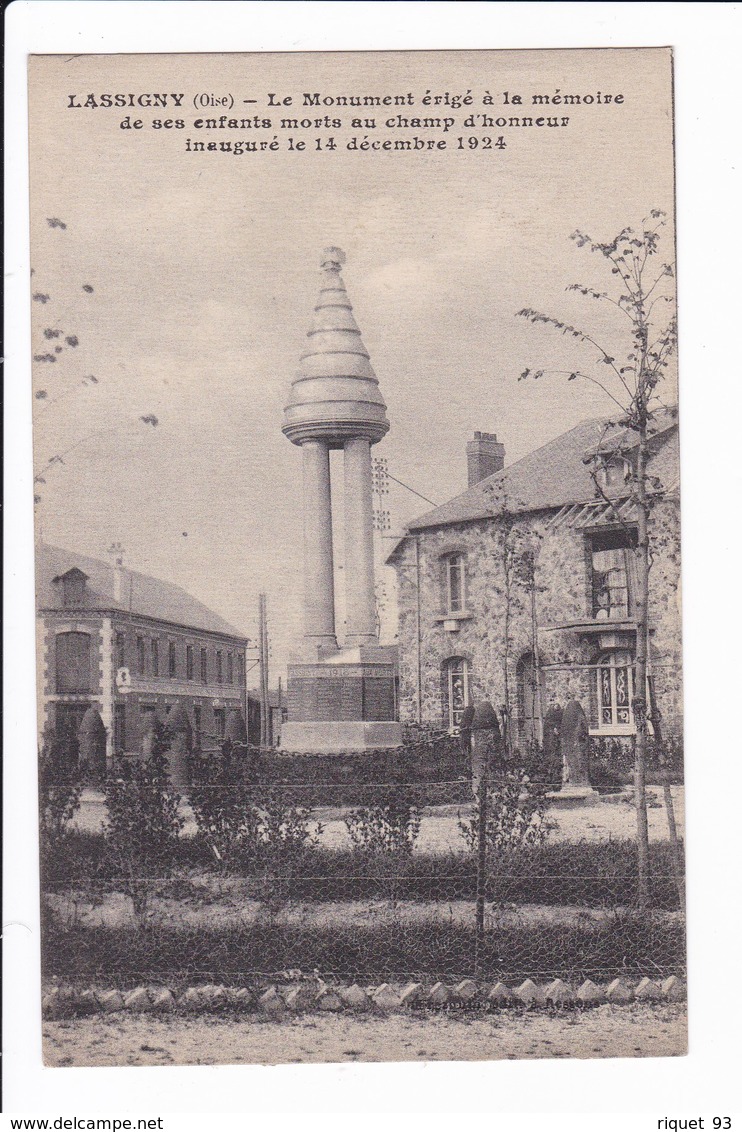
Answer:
28;47;676;680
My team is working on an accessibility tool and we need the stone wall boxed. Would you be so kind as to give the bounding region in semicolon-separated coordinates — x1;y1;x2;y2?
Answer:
392;496;682;742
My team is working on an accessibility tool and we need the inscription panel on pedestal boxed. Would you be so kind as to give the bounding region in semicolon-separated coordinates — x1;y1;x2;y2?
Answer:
362;677;395;721
316;679;341;720
287;662;398;723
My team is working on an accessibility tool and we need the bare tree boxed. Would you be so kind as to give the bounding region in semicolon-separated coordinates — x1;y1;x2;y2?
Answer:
517;210;677;907
32;219;159;505
485;476;541;757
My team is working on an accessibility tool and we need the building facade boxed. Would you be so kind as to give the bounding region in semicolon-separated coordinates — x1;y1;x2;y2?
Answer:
36;544;249;760
388;412;682;746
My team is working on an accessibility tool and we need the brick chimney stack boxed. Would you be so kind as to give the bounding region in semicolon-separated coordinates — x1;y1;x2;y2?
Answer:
467;432;505;487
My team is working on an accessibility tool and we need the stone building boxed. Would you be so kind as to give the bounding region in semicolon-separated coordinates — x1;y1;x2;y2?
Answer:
36;543;249;761
388;409;681;745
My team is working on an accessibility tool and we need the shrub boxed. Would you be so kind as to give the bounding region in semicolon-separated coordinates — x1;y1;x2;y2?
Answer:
518;740;563;790
589;734;685;786
258;788;320;860
39;735;83;842
189;743;262;866
41;908;686;984
345;786;422;855
651;734;684;784
260;732;470;806
458;769;552;859
38;734;83;887
189;748;319;871
102;722;184;923
589;756;626;793
40;833;684;909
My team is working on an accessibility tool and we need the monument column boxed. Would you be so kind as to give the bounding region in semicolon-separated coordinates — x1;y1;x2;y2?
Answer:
302;438;337;652
281;247;401;752
344;436;377;646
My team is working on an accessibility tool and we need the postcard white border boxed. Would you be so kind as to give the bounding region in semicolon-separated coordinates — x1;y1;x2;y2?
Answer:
5;1;742;1119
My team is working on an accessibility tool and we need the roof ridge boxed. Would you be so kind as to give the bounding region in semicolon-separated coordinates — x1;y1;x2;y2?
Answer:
37;542;246;639
404;409;678;534
408;416;606;528
470;415;606;490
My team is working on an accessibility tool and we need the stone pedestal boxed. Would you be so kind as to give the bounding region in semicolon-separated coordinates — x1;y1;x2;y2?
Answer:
281;645;402;752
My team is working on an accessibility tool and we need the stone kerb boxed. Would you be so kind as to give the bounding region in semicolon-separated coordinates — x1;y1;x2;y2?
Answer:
41;974;686;1019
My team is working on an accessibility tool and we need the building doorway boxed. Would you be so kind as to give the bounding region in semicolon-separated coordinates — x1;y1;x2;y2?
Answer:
54;702;90;768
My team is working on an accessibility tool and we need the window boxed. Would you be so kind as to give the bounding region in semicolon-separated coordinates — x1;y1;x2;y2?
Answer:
595;650;635;731
443;656;470;732
115;631;125;670
237;654;245;686
598;457;630;491
186;645;194;680
214;707;226;741
56;568;87;608
193;705;202;741
136;636;146;675
589;529;637;621
55;702;89;747
55;632;92;694
140;704;156;737
443;553;466;614
216;651;223;684
168;641;176;677
227;652;233;684
151;639;159;677
200;648;208;684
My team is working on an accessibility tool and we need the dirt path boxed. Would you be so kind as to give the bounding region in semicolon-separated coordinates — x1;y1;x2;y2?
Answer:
43;1003;686;1066
71;787;684;849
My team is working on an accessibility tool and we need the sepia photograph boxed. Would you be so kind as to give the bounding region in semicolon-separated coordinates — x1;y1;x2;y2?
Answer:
26;43;688;1071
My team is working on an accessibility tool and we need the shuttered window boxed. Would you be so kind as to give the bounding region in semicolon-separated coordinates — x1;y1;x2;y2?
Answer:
55;632;92;693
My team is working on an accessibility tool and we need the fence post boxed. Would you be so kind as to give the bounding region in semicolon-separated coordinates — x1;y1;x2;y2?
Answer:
475;757;488;979
471;701;500;979
258;593;270;748
647;673;685;907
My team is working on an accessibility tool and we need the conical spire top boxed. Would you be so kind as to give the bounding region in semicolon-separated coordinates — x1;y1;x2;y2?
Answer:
282;249;390;448
320;246;346;270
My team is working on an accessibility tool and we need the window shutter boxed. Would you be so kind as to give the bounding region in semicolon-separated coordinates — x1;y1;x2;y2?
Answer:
438;557;448;616
56;632;92;693
625;546;639;617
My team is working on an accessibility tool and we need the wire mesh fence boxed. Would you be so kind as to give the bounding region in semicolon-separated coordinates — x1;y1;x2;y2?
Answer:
39;735;686;991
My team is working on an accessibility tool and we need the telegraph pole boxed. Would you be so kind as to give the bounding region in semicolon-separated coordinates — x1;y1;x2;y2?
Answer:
258;593;270;748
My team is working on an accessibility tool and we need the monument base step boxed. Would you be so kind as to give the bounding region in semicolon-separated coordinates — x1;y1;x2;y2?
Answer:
279;720;403;754
546;785;602;808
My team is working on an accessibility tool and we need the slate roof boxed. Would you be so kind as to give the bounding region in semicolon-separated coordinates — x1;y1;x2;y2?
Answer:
36;543;247;640
404;409;678;534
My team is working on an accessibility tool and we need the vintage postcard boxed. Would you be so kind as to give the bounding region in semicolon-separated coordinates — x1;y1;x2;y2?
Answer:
30;46;685;1067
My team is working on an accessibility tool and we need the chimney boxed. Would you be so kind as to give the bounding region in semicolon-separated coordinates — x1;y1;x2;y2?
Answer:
109;542;125;603
467;431;505;487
